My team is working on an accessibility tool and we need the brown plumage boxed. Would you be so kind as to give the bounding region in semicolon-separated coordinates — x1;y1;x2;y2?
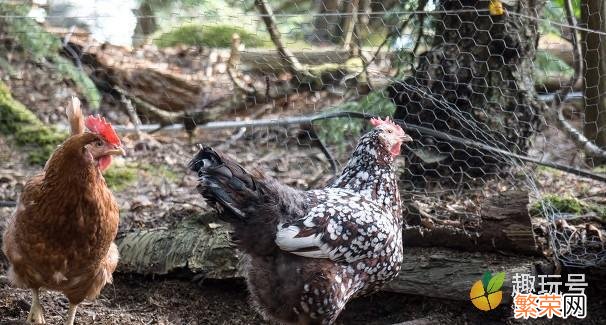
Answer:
2;98;124;325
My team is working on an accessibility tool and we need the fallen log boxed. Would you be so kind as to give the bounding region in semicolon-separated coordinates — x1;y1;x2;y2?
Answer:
385;247;539;302
114;211;542;302
404;191;539;255
479;191;538;254
65;38;207;113
116;214;245;278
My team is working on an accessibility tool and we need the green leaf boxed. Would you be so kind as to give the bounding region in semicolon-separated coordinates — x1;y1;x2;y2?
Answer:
487;272;506;293
481;271;492;290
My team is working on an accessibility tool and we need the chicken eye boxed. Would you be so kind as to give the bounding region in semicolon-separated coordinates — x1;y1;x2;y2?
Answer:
387;129;393;134
95;140;104;147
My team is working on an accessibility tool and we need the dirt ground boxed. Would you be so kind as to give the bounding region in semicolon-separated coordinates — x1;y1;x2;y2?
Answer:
2;267;606;324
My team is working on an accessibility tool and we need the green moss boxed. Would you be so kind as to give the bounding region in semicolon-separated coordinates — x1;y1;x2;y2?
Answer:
103;162;181;191
154;24;270;48
53;56;101;109
532;194;606;219
0;81;66;164
0;3;101;108
103;164;138;191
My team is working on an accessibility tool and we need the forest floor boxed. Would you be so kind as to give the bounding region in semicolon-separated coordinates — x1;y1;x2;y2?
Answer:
1;43;606;324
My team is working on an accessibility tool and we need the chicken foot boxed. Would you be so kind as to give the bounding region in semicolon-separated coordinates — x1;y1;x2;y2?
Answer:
64;304;78;325
26;288;45;324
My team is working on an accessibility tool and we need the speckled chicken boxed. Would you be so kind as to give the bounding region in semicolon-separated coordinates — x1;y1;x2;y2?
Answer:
189;117;411;324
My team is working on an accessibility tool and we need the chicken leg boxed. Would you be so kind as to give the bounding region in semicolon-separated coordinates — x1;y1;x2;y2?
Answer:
26;288;45;324
64;303;78;325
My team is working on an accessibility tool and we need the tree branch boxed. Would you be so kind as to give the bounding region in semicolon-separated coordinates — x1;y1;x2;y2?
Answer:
550;0;606;160
254;0;311;77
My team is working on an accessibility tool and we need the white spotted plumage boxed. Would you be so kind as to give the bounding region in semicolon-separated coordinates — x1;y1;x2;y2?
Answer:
191;118;408;325
273;125;405;324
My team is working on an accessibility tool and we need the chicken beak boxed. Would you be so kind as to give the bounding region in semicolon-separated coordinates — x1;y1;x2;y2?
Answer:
400;134;413;143
106;146;126;156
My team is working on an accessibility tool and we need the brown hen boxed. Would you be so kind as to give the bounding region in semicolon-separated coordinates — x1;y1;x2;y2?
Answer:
2;97;124;324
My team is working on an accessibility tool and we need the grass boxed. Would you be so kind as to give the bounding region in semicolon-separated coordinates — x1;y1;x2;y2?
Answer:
154;24;270;48
0;81;66;165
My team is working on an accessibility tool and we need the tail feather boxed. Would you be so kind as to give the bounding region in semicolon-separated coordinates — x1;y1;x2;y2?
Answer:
189;146;269;221
65;96;84;135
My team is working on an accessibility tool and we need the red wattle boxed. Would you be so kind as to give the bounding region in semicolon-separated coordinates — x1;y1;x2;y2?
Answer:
98;156;113;171
390;143;401;156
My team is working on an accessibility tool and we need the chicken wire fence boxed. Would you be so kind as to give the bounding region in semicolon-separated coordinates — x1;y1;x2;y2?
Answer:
1;1;605;268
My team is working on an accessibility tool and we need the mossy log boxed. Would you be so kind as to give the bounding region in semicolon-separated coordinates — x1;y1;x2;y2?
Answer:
114;211;541;301
116;214;245;278
0;81;66;164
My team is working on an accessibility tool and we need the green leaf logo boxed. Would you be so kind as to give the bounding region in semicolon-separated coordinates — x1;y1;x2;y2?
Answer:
481;271;492;290
486;272;505;293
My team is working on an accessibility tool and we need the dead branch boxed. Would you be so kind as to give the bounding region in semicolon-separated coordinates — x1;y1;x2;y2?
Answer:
254;0;367;89
254;0;311;77
227;34;257;97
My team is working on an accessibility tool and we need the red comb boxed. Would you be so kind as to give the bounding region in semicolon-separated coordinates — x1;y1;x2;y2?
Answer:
370;116;403;130
85;115;121;146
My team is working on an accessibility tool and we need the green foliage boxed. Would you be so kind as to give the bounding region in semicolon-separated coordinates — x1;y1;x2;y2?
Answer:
154;24;269;48
315;90;396;151
534;49;574;85
0;81;66;165
532;194;606;219
541;1;581;39
0;3;101;108
553;0;581;18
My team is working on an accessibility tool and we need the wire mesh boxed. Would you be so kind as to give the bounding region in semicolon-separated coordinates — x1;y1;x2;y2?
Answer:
0;0;605;269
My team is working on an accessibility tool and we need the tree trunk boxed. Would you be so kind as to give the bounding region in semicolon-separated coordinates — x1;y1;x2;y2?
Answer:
388;0;546;186
581;0;606;166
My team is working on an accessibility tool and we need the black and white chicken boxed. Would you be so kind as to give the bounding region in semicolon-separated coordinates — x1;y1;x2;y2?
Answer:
189;117;412;324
